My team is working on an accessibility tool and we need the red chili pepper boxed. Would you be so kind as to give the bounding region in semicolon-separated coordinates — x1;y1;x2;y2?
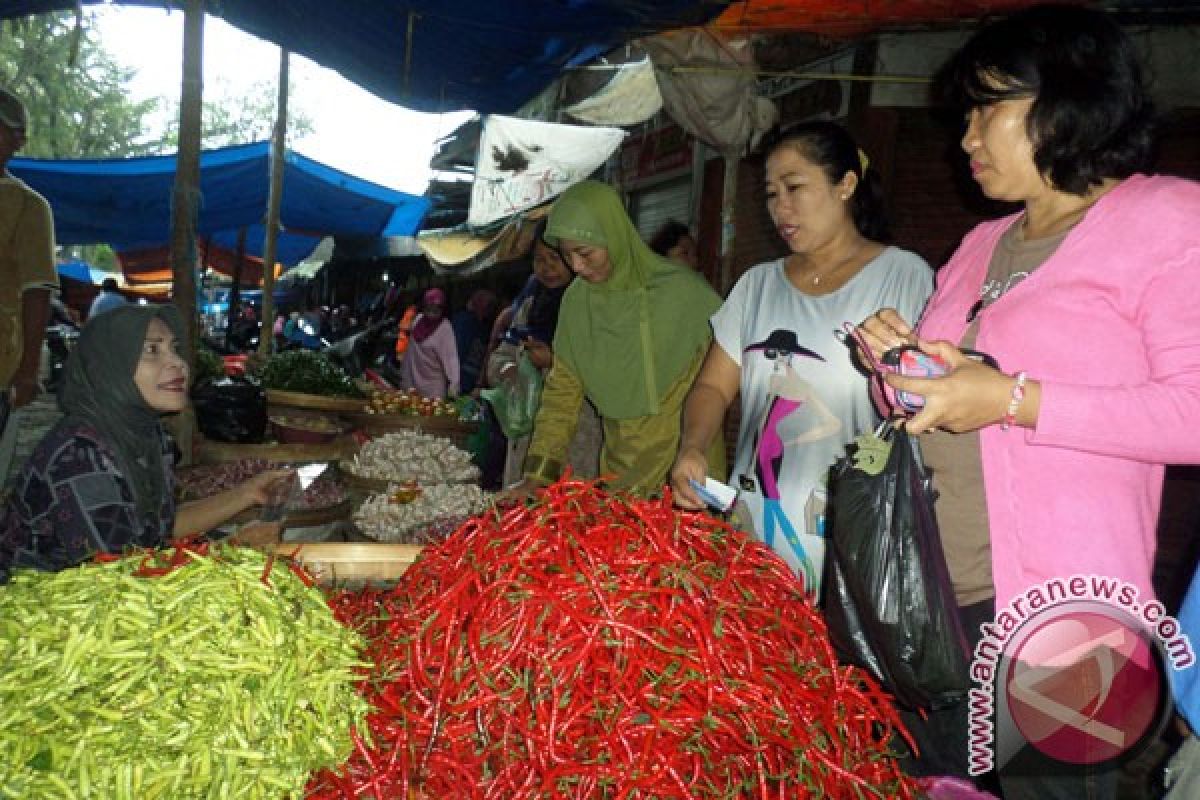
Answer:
260;552;276;586
307;478;916;799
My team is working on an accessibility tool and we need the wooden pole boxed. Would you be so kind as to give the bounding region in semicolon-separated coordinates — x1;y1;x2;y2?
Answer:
258;48;289;357
226;226;247;351
171;0;204;362
718;154;739;295
169;0;205;464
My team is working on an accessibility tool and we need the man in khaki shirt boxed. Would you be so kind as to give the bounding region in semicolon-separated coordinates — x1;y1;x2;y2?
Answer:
0;87;57;483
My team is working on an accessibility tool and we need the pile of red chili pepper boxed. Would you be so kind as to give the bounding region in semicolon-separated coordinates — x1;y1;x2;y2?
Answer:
308;478;916;799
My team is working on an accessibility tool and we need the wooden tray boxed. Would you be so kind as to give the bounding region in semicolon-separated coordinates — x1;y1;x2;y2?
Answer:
265;542;423;586
344;411;477;436
265;389;366;413
344;411;479;449
194;435;359;464
335;461;479;494
226;497;355;528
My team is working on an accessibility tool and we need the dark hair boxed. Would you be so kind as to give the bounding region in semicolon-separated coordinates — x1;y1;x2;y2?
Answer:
648;220;691;257
531;216;551;249
101;277;120;291
760;120;890;241
942;4;1154;196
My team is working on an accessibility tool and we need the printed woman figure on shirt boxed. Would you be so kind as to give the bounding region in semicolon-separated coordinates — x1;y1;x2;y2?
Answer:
670;120;933;595
742;330;840;588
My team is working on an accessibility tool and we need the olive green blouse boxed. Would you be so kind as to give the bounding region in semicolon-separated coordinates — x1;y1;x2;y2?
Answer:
524;347;725;496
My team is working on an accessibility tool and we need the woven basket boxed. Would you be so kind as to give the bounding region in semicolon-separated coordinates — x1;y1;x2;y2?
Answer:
222;497;355;529
343;411;479;450
265;389;366;414
194;435;358;465
335;461;478;495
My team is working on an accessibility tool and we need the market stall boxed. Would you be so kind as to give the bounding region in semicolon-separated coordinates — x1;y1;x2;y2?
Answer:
1;479;923;798
186;347;491;544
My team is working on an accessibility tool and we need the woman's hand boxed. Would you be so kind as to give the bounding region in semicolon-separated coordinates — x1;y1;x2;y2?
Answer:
855;308;917;366
669;446;709;510
885;339;1014;434
239;469;297;509
523;339;553;370
496;478;539;506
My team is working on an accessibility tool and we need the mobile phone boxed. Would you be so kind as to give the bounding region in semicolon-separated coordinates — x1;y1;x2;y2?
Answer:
882;346;949;412
880;346;999;413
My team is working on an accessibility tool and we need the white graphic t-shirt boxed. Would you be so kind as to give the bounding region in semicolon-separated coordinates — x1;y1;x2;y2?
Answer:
711;248;932;594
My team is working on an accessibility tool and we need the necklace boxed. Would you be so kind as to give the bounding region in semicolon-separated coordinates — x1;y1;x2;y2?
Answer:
795;242;865;287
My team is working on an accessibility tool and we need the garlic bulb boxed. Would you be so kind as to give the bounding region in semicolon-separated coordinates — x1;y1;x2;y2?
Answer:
344;431;480;484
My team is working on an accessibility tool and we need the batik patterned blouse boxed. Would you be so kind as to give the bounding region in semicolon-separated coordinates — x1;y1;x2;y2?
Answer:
0;419;175;581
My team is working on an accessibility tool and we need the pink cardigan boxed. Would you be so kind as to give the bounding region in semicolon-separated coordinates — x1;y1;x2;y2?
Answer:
919;174;1200;608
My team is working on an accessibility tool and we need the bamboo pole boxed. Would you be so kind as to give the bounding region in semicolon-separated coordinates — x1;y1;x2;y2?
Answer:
718;154;738;295
169;0;205;464
171;0;203;363
226;226;247;351
258;48;289;357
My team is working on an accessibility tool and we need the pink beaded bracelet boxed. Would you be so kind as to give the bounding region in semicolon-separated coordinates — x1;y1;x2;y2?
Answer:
1001;371;1027;431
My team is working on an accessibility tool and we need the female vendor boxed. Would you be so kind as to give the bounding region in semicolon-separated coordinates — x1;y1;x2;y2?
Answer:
0;304;290;581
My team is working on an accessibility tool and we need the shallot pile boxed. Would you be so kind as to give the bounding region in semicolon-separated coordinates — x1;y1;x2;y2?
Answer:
177;459;347;511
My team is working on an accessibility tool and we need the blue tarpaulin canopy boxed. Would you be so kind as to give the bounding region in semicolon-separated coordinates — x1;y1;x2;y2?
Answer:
9;142;430;265
55;259;107;285
2;1;729;113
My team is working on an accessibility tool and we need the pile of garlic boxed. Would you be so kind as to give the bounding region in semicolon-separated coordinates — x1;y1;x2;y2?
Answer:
343;430;480;484
354;483;491;542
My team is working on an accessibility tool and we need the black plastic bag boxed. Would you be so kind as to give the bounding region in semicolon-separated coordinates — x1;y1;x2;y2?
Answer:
823;423;970;711
191;378;267;443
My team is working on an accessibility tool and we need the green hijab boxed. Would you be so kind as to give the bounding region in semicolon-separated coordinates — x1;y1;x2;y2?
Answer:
545;181;721;419
59;304;185;519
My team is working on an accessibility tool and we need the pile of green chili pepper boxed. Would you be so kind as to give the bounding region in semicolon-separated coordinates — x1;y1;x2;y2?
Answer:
0;543;368;799
308;477;916;799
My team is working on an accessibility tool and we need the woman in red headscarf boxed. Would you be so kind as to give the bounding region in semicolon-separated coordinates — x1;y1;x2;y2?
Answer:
400;288;460;399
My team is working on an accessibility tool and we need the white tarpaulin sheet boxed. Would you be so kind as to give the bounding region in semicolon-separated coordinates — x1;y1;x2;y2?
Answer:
641;30;777;157
467;116;626;228
564;58;663;127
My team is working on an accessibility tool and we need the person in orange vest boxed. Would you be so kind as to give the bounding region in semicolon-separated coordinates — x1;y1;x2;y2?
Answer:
393;303;419;362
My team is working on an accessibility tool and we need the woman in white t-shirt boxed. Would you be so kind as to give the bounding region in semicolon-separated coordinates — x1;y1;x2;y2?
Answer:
670;120;932;595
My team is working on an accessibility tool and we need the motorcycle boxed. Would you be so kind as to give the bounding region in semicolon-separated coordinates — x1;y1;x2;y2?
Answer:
322;318;395;381
44;323;79;392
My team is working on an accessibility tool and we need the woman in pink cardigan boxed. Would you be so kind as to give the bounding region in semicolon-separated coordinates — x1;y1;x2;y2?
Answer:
857;6;1200;798
400;287;460;399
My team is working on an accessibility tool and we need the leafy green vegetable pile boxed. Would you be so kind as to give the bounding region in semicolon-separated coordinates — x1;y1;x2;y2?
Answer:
0;545;369;799
192;346;225;387
257;350;362;398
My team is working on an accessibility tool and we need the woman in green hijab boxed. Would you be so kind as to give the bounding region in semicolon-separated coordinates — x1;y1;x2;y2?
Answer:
517;180;725;495
0;304;290;579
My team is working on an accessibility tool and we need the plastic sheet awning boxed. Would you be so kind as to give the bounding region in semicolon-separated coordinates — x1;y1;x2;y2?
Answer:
4;1;730;113
712;0;1059;37
9;142;430;263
